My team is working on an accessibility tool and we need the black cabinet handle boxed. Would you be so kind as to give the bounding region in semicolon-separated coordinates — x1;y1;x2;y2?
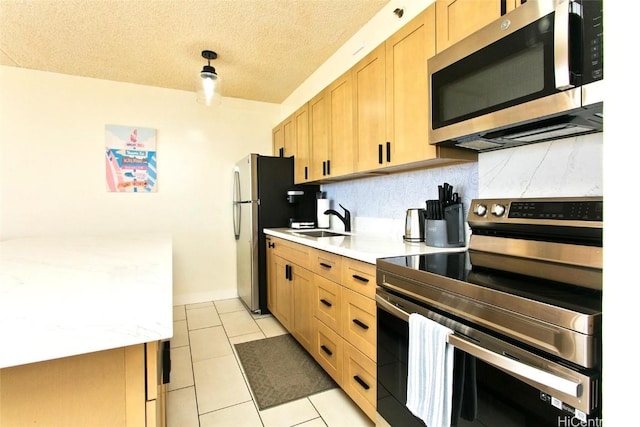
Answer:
268;241;275;248
320;298;332;307
327;159;331;175
352;274;369;283
353;375;370;390
319;262;332;269
352;318;369;330
304;166;308;180
386;141;391;163
162;341;171;385
321;345;333;356
500;0;507;14
279;147;284;157
285;265;292;281
322;161;326;176
378;144;383;164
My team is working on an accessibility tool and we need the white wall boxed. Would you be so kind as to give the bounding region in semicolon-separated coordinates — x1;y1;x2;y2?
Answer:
0;65;279;305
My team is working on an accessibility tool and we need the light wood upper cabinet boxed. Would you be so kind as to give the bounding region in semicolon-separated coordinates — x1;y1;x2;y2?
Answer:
385;6;435;166
273;2;481;182
327;71;355;178
272;113;295;158
309;71;355;181
435;0;518;53
293;103;311;184
353;43;386;172
354;6;476;172
309;90;329;181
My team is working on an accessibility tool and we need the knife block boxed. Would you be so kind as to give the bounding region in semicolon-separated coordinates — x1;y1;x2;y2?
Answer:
425;204;465;247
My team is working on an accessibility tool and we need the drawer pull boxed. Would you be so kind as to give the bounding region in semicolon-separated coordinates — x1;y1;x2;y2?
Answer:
319;262;332;269
320;299;333;307
320;345;333;356
352;318;369;330
352;274;369;283
353;375;370;390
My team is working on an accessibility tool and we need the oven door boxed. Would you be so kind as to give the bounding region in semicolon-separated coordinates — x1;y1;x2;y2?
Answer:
376;288;600;427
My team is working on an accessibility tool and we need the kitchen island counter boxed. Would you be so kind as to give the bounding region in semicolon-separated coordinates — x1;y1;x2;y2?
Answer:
0;234;173;369
264;228;465;264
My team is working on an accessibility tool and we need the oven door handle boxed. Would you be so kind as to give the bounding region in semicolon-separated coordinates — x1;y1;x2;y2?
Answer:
448;334;580;398
376;293;581;398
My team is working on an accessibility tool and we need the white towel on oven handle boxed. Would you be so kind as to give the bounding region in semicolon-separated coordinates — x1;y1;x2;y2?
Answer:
406;312;455;427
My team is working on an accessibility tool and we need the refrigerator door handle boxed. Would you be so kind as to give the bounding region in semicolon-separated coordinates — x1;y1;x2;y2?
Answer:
233;169;241;239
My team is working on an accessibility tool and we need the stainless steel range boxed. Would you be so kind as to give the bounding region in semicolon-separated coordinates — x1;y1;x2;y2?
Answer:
376;197;602;427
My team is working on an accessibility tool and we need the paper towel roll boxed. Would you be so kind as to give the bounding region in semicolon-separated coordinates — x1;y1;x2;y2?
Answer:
317;199;330;228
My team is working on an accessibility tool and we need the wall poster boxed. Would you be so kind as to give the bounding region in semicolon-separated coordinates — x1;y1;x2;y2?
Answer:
105;125;157;192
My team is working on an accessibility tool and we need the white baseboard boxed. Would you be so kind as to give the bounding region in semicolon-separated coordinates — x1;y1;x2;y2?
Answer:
173;289;239;306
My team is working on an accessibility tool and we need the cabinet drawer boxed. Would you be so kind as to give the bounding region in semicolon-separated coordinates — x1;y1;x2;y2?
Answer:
314;319;343;386
314;275;342;335
342;288;376;361
311;248;343;283
270;236;311;269
343;341;376;421
342;257;376;299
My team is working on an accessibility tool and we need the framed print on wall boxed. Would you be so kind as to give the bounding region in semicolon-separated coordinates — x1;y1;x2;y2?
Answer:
105;124;157;192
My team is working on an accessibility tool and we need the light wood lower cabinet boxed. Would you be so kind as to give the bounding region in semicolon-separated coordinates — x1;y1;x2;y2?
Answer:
314;319;344;385
342;288;377;362
292;265;315;353
0;342;166;427
343;341;377;421
267;236;377;421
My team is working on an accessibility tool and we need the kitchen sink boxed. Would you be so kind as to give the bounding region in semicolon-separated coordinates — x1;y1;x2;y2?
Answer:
294;230;348;238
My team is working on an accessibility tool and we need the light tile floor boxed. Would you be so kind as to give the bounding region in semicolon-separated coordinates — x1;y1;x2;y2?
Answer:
168;298;376;427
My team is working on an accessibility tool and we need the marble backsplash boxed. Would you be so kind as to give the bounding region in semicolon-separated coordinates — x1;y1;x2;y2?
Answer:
321;133;603;232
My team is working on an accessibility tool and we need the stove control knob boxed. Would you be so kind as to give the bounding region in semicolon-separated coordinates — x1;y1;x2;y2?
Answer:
474;203;487;216
491;204;506;217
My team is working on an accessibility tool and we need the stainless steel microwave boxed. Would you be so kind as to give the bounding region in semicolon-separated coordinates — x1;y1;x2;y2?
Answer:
428;0;603;152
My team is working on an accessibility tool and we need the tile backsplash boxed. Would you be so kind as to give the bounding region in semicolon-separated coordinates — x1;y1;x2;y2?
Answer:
321;134;602;233
321;162;478;233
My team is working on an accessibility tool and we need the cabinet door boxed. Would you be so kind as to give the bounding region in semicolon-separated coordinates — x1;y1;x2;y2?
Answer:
0;345;146;426
436;0;516;53
353;43;386;172
292;266;314;353
309;90;329;181
272;123;284;157
385;6;436;165
314;274;342;335
272;255;293;331
294;103;311;184
327;71;354;177
283;115;295;157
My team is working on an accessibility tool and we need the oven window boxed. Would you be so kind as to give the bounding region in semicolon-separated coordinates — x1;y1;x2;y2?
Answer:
377;307;598;426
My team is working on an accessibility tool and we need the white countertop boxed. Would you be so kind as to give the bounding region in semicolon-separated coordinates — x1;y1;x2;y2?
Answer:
0;235;173;369
264;228;466;264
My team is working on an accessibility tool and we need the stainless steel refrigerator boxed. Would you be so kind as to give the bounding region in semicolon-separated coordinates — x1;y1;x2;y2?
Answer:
233;154;317;314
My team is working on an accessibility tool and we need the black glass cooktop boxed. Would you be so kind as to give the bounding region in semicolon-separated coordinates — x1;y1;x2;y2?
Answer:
379;251;602;315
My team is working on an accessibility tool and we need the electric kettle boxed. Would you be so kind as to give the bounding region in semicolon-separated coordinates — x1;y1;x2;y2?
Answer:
404;208;426;242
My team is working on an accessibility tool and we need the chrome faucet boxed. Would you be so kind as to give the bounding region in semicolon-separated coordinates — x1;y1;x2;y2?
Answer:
324;204;351;232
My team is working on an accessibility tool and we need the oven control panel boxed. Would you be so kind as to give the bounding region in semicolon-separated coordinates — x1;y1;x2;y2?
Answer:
470;197;603;225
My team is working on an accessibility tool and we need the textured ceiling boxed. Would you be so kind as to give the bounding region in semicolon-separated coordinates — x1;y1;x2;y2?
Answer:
0;0;389;103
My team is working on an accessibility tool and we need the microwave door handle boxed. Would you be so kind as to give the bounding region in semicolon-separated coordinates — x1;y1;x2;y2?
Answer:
448;334;580;398
554;0;574;90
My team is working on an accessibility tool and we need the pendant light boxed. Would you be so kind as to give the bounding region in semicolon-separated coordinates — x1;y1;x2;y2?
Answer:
198;50;220;106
